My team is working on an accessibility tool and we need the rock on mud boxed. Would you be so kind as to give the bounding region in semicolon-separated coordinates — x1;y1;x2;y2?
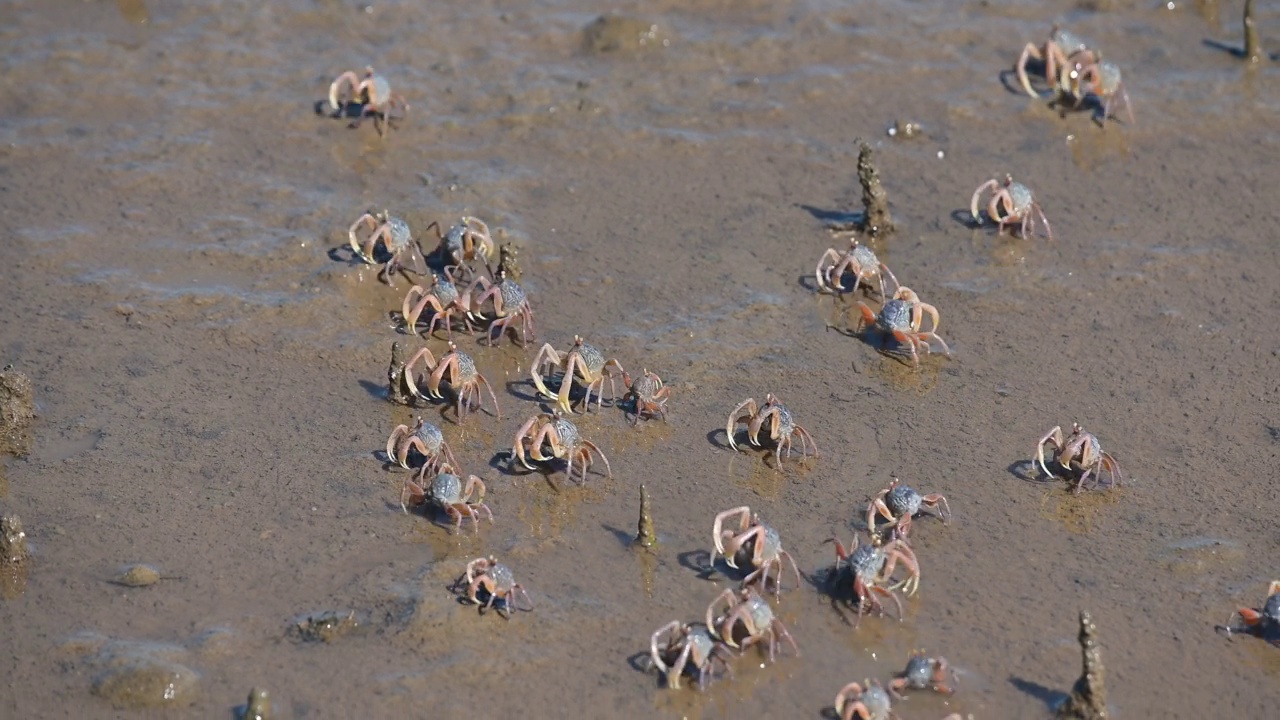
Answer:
0;366;35;457
582;15;668;54
88;643;200;709
110;563;163;587
1;514;29;565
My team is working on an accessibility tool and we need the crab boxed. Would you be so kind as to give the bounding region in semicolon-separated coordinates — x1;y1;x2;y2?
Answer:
889;650;957;697
827;534;920;627
866;478;951;540
384;416;458;474
327;66;408;136
970;174;1053;241
400;463;493;533
1065;58;1135;126
400;266;475;338
852;287;952;369
402;342;501;422
424;217;495;277
1035;422;1124;494
649;621;736;690
466;269;536;347
1015;26;1098;99
1217;580;1280;646
620;369;670;424
815;238;900;298
511;409;612;483
452;556;533;618
710;506;802;595
725;393;819;469
348;209;422;284
706;587;799;662
531;336;626;414
833;679;895;720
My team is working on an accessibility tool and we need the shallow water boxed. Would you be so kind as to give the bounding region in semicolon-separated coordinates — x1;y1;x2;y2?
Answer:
2;0;1279;716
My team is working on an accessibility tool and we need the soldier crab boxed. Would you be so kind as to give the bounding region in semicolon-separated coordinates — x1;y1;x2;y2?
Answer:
706;587;799;663
866;478;951;540
815;238;899;298
827;534;920;627
889;650;957;696
403;342;501;422
1066;58;1135;126
348;209;421;284
400;463;492;534
400;267;475;338
725;393;819;469
467;269;535;347
853;287;952;369
385;416;458;474
649;621;735;690
621;369;670;424
511;409;613;483
1035;422;1124;493
710;506;802;595
1217;580;1280;646
1015;25;1098;99
970;174;1053;241
452;556;534;619
531;336;626;415
424;217;495;277
327;67;408;137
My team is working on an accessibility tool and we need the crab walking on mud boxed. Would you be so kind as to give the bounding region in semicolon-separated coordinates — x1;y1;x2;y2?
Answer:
1015;25;1098;99
852;287;952;369
620;369;670;424
385;416;458;474
530;336;626;415
827;534;921;628
511;409;612;483
706;587;799;663
815;238;900;298
1216;580;1280;646
866;477;952;540
710;506;802;596
890;650;958;696
725;393;818;469
327;66;408;136
1035;422;1124;493
400;463;492;534
424;217;495;277
348;209;421;284
402;342;501;422
970;174;1053;241
453;556;533;619
1066;58;1135;126
467;269;536;347
400;267;475;339
834;678;965;720
649;621;736;691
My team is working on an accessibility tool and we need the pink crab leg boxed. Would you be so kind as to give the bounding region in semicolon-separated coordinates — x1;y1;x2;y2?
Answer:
328;70;362;110
970;179;999;221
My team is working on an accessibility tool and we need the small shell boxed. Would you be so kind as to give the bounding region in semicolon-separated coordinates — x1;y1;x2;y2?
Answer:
111;563;162;587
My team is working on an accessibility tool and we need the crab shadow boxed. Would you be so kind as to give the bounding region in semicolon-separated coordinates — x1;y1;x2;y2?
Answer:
1202;38;1280;62
807;562;866;628
313;99;365;119
677;549;720;582
626;649;657;677
601;524;635;548
949;208;985;231
488;448;578;490
504;378;545;405
1009;676;1069;712
707;430;793;472
797;203;863;232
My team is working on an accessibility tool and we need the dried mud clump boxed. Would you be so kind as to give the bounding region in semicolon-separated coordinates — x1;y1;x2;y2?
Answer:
633;483;656;549
1057;609;1108;720
386;341;412;405
1244;0;1266;64
0;366;35;457
88;642;201;710
858;141;895;238
288;610;361;643
1;514;30;565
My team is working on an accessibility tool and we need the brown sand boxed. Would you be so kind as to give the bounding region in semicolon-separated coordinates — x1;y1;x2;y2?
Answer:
1;0;1278;716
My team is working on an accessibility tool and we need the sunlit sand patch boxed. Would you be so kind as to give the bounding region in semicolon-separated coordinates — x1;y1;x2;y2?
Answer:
867;355;942;394
723;451;816;501
1037;486;1124;533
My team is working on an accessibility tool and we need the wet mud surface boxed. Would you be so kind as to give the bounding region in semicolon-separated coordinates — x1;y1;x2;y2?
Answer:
1;0;1278;717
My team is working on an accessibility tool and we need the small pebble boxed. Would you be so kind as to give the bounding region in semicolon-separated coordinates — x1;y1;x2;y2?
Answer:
111;564;162;587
